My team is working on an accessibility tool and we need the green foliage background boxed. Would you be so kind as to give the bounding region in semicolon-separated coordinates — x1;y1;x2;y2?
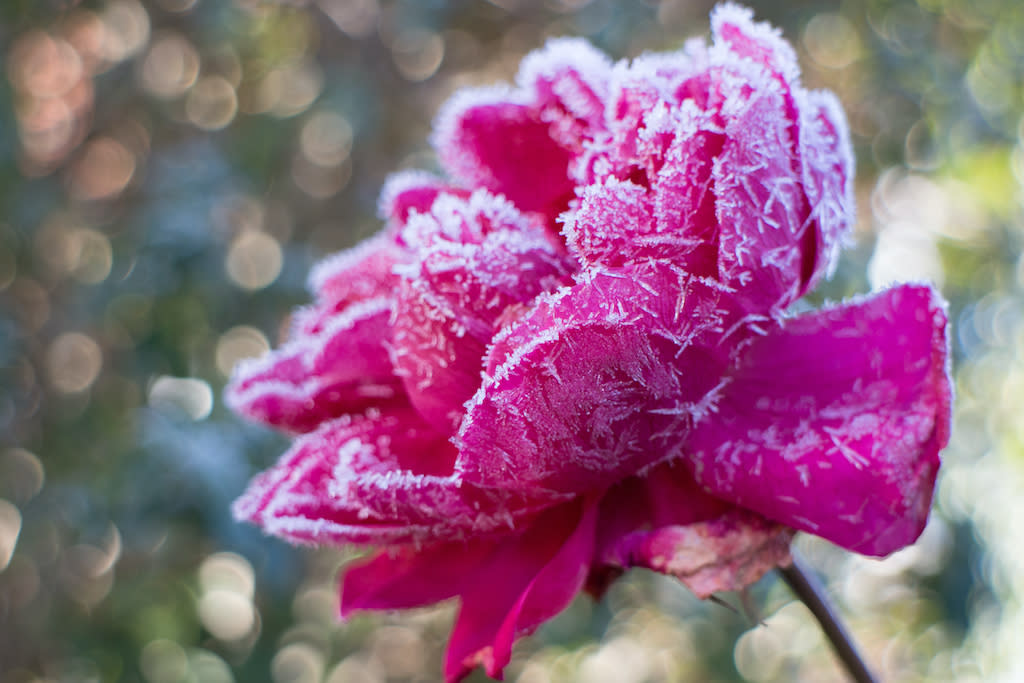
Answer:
1;0;1023;681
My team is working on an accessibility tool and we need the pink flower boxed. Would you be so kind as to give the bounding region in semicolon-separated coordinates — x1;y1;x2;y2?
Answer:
227;5;952;681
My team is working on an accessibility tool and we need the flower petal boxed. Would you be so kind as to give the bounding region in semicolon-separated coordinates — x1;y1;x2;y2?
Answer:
394;230;573;434
432;86;576;222
377;170;467;229
592;461;792;598
305;231;404;310
516;37;611;151
686;284;951;556
795;88;856;285
444;498;598;682
227;235;406;433
394;192;574;433
457;265;739;494
711;3;800;83
233;403;558;545
341;541;496;616
225;297;399;433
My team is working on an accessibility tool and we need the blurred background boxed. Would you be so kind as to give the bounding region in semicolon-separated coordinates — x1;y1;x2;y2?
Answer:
1;0;1022;681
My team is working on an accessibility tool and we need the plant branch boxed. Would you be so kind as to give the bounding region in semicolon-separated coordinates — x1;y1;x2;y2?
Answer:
778;549;879;683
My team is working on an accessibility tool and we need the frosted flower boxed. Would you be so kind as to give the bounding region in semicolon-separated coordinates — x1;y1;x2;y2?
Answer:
226;5;952;681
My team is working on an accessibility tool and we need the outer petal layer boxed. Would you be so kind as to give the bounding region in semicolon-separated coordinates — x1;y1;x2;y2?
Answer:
341;499;598;683
593;461;793;598
394;193;574;434
226;235;405;433
687;284;951;556
457;265;739;494
233;403;560;546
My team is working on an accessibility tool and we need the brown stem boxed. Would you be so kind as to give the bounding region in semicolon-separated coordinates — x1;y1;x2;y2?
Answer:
778;549;879;683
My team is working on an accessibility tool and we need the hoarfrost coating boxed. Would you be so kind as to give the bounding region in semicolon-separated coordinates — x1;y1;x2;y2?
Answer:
226;4;952;681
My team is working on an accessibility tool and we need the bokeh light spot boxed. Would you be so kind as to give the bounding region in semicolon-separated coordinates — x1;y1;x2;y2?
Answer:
188;650;234;683
368;626;426;678
155;0;200;13
199;552;255;598
391;29;445;82
69;137;136;201
36;220;113;284
325;656;382;683
300;111;353;168
100;0;151;63
8;32;83;98
198;589;255;641
803;13;862;69
225;231;283;290
319;0;379;38
139;33;200;99
216;326;270;377
272;643;324;683
291;154;351;198
257;62;323;118
46;332;103;394
140;640;188;683
0;500;23;571
186;76;238;130
148;376;214;421
0;449;46;505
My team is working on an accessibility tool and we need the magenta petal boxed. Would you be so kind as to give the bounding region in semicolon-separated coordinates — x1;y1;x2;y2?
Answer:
458;265;738;494
305;232;404;311
564;177;656;266
340;499;598;683
225;298;398;433
516;37;611;150
395;192;573;434
593;462;792;598
341;542;496;616
687;284;952;556
377;170;467;229
444;499;598;682
711;4;800;83
710;63;809;311
227;235;407;433
432;88;575;221
233;403;558;545
604;513;793;599
651;113;724;278
795;88;856;286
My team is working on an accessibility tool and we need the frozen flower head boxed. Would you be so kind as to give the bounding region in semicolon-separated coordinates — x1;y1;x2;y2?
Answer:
226;5;952;681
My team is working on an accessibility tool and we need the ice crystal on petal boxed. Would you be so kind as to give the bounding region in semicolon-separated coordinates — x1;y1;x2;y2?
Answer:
227;6;951;682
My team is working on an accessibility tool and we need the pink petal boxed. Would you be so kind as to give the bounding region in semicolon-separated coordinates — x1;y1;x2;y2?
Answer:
433;87;576;222
711;3;800;84
577;8;853;310
708;5;854;305
457;264;739;494
341;542;497;616
516;37;611;150
225;297;399;433
595;461;792;598
563;177;656;266
394;192;574;434
795;88;856;286
233;403;559;545
341;500;597;682
227;235;408;433
708;59;810;311
376;170;467;229
305;232;404;312
444;498;598;682
686;284;952;556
